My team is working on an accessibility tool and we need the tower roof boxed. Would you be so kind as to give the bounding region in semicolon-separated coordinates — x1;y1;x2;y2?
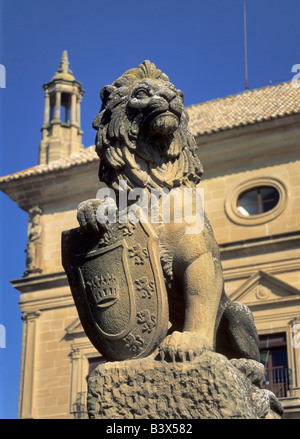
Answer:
51;50;76;82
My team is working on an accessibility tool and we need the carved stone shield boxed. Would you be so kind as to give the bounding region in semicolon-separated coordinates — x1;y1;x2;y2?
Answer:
62;220;169;361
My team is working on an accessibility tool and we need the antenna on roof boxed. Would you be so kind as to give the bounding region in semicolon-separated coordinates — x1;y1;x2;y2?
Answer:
243;0;249;90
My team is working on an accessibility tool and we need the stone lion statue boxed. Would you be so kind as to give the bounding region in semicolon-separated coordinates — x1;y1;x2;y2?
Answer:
77;60;260;363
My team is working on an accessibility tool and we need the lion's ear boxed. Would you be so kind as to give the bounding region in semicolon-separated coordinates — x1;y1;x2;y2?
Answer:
100;85;116;104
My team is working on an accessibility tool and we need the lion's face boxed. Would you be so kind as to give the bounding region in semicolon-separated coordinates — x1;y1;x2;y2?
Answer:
93;61;203;191
127;78;184;137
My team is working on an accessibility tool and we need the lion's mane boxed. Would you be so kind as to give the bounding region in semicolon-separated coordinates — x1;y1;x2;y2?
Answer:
93;61;203;192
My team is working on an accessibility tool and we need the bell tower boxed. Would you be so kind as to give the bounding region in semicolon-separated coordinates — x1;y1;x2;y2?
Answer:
39;51;85;165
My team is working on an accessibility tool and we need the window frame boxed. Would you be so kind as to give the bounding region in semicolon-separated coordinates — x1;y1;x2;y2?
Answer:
237;186;280;216
225;177;288;226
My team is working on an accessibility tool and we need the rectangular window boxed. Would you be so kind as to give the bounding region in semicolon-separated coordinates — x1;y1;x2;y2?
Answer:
259;333;290;398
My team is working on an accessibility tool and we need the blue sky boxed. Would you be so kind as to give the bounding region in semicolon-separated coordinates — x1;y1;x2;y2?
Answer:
0;0;299;419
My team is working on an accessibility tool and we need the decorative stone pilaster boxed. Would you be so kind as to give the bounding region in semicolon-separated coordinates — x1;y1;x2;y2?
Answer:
18;311;41;419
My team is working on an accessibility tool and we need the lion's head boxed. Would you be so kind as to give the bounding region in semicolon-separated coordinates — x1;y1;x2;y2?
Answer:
93;61;203;192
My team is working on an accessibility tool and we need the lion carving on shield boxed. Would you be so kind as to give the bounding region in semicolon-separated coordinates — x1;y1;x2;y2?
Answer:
77;61;260;362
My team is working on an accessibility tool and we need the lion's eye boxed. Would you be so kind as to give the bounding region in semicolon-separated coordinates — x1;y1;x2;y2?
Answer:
177;90;184;102
135;89;149;99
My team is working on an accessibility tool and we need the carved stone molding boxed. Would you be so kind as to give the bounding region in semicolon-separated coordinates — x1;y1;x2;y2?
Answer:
18;310;41;419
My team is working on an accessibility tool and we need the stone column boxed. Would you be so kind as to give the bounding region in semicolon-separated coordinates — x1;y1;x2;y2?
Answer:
77;95;82;128
40;91;50;157
54;90;61;121
18;311;41;419
71;92;77;125
43;91;50;125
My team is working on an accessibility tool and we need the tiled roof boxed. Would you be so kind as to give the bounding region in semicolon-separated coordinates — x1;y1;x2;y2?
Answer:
0;145;98;184
1;81;299;184
187;81;300;135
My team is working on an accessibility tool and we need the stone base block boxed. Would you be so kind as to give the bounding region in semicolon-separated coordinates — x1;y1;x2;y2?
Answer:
87;351;283;419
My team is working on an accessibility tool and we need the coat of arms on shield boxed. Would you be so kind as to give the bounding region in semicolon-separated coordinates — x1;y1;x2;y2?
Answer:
62;217;169;361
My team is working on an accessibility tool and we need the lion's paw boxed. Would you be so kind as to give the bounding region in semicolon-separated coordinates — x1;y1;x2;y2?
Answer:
77;199;107;233
230;358;265;388
158;331;211;362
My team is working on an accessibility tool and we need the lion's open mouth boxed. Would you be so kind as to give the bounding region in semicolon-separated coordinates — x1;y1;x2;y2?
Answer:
147;111;180;136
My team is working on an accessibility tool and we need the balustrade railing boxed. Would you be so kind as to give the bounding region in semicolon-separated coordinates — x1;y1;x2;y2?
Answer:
264;367;293;398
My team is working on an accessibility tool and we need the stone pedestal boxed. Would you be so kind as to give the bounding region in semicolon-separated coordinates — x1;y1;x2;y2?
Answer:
87;351;283;419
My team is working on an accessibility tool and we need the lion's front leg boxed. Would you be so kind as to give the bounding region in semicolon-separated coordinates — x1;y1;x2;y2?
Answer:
159;235;223;362
182;251;223;340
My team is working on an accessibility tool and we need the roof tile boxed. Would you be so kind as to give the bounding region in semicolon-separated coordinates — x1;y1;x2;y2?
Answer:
186;81;300;135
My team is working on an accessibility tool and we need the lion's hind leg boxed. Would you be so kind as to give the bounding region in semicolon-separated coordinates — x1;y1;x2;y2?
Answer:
215;297;260;362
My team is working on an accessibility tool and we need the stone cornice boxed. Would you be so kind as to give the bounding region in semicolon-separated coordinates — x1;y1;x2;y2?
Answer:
0;145;97;184
220;230;300;258
11;271;68;293
223;258;300;283
221;231;300;281
0;159;100;212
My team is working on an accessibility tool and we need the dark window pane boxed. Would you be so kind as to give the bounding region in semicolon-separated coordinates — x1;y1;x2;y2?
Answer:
258;333;289;397
271;350;288;368
238;189;258;206
259;332;286;349
260;187;280;213
237;186;280;216
260;187;277;200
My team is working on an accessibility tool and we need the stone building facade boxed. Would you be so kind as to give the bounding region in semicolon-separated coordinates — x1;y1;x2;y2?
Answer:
1;54;300;419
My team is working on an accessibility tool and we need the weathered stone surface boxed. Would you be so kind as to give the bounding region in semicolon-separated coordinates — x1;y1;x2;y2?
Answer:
63;60;261;365
63;61;281;420
87;352;283;419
